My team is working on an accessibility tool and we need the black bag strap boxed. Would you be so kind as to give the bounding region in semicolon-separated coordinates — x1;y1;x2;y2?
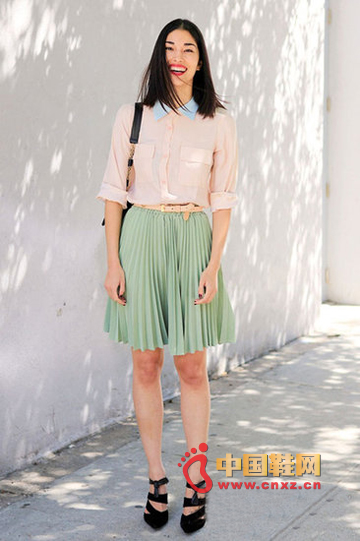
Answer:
130;102;143;143
126;102;143;184
101;102;143;226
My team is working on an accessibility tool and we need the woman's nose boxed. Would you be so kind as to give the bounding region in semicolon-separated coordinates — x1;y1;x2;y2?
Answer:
170;50;183;62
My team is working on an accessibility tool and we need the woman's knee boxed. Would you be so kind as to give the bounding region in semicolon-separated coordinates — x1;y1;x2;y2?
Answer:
132;347;164;384
174;351;207;386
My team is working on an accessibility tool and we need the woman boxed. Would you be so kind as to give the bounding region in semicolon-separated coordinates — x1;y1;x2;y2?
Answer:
96;18;238;534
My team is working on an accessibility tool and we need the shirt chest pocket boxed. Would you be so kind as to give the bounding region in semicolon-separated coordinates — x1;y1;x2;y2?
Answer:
178;146;213;187
133;143;155;183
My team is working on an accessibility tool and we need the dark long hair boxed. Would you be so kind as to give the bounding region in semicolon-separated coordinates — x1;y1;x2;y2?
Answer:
137;19;228;118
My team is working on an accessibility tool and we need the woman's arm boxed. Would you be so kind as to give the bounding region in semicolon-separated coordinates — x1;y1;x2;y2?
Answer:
195;208;231;305
104;200;127;305
105;200;123;266
208;209;231;271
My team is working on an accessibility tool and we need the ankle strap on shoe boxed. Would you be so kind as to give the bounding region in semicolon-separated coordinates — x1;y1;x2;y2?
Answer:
186;479;206;490
148;491;168;504
186;479;206;504
149;476;169;498
184;493;206;507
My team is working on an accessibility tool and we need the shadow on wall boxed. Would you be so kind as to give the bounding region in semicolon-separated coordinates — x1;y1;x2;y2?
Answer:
0;0;324;475
204;0;324;373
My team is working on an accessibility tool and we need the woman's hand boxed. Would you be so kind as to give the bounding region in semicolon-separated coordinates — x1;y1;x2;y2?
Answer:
194;263;219;305
104;260;126;306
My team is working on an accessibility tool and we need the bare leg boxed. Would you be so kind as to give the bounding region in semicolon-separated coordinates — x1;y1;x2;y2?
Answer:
173;347;210;515
131;346;167;513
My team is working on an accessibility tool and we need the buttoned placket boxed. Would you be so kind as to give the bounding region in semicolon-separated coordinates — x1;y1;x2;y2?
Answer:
159;113;174;199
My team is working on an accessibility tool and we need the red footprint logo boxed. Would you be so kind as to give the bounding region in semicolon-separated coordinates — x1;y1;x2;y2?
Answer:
178;442;213;493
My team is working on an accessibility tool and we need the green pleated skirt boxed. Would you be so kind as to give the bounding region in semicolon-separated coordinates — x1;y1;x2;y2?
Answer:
103;205;236;355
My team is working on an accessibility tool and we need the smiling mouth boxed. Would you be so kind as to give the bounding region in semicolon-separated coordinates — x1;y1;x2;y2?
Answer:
169;66;187;76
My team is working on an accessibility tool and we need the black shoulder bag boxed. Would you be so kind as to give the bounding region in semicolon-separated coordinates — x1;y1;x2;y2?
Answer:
101;102;144;226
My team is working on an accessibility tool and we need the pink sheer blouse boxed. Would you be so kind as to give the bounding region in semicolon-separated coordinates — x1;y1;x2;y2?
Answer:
96;99;239;212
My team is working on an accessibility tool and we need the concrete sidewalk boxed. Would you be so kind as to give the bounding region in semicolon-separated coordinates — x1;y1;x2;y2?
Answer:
1;302;359;540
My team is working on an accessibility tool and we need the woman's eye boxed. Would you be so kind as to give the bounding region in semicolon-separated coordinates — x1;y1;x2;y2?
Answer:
165;47;194;53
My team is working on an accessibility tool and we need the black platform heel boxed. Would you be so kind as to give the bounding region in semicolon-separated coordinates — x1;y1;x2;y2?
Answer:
143;476;169;529
180;479;206;533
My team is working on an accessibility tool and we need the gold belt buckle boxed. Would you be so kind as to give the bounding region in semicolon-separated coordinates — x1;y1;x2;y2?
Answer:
161;204;165;212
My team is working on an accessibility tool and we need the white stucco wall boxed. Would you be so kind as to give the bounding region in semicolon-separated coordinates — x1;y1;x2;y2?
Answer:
325;0;360;303
0;1;325;476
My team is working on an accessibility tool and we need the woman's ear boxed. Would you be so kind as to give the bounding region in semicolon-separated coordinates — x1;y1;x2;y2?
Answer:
197;60;202;70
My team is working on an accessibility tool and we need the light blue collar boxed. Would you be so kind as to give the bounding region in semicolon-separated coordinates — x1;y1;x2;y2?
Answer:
153;96;199;121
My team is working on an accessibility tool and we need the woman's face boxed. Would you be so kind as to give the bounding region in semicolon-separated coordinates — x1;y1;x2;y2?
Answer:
165;29;202;91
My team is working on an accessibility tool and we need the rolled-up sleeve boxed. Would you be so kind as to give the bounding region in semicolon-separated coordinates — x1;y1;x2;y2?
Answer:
209;112;239;212
96;104;133;208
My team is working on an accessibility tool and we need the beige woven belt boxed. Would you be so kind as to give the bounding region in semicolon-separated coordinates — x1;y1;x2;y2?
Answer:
133;202;204;221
